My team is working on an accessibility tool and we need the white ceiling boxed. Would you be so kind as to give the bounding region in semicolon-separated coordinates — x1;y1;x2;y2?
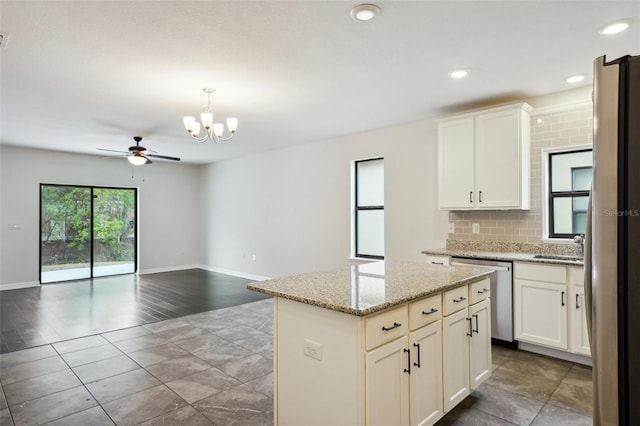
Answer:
1;1;639;165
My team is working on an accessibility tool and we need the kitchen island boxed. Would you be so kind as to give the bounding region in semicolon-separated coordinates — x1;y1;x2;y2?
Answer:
248;260;494;426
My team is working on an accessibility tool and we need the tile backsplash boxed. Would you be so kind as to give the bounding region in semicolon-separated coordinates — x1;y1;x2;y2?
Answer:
448;103;593;244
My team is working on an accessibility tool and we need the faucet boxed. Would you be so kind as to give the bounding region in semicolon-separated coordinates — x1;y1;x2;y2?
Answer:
573;234;585;257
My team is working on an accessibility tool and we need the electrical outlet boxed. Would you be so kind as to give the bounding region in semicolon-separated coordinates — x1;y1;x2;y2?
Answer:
472;223;480;234
303;339;322;361
448;223;455;234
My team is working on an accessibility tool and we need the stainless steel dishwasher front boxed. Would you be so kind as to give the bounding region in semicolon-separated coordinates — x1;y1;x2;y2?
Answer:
451;257;514;344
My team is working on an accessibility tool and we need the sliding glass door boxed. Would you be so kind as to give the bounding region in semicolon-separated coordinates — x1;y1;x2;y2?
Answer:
40;185;137;283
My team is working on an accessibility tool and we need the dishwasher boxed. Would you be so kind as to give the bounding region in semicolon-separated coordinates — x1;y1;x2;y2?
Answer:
450;257;515;346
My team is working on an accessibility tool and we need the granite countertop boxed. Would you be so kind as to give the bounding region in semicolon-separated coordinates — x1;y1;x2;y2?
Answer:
247;260;493;317
422;248;584;267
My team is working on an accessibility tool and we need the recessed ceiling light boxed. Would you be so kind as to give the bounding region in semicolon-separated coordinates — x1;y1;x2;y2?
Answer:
566;74;586;84
350;4;381;22
599;18;633;35
449;69;469;79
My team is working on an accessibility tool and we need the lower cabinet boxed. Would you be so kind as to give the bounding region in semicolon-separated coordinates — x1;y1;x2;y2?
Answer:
410;321;444;426
366;336;410;426
442;282;492;412
514;263;590;357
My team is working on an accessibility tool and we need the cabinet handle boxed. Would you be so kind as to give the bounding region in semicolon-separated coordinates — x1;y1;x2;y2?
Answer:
469;191;473;203
381;322;402;332
413;343;421;368
467;317;473;337
561;291;565;307
477;288;489;294
479;190;483;203
453;296;467;303
473;314;479;334
404;348;411;374
431;261;444;265
576;294;580;309
422;308;438;316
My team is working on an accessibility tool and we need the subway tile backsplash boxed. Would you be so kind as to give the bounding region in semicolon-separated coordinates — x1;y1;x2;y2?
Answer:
448;103;593;245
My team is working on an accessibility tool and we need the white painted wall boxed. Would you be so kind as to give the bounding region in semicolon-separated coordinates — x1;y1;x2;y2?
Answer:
0;146;202;288
200;118;448;279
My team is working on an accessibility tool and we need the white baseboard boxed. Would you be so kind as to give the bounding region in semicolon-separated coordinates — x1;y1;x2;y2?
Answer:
518;341;592;366
138;264;201;275
0;281;40;291
198;264;271;282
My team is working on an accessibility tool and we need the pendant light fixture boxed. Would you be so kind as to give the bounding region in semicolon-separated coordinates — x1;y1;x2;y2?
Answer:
183;88;238;143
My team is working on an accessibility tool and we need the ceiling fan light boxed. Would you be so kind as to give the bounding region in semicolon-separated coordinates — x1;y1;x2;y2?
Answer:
227;117;238;133
128;155;147;166
212;123;224;138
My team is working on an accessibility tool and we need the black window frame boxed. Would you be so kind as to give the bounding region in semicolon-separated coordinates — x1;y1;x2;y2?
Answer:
548;149;592;239
354;157;384;260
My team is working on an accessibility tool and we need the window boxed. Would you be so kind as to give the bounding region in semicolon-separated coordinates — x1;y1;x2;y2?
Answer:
547;149;592;238
354;158;384;259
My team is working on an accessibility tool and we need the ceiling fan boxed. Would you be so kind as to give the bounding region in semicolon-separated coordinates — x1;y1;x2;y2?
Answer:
98;136;181;166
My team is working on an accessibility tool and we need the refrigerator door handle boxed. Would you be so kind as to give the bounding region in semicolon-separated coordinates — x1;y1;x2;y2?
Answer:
585;189;593;353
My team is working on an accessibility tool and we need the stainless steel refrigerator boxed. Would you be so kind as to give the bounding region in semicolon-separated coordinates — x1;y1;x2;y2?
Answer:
587;54;640;425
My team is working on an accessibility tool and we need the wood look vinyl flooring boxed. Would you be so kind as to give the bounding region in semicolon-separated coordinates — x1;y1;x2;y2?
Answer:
0;269;270;353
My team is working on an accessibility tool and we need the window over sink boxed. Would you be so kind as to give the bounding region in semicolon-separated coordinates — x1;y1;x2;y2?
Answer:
546;148;592;239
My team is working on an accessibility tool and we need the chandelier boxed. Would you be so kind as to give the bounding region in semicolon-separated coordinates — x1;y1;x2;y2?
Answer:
183;88;238;143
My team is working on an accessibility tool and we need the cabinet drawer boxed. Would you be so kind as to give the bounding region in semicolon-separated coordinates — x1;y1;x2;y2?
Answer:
425;255;450;266
365;305;408;350
515;262;566;283
469;278;491;305
443;285;469;316
409;294;442;330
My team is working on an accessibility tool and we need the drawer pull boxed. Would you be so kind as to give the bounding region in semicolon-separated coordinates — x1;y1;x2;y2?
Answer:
404;348;411;374
431;261;444;265
453;296;467;303
477;288;489;294
422;308;439;316
381;322;402;332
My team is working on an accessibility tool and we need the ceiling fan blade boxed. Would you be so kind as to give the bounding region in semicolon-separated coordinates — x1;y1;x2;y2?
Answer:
146;154;181;162
100;155;128;159
97;148;129;154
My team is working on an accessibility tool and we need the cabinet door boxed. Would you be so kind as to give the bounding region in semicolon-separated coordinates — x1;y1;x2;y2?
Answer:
570;286;591;356
514;279;568;349
366;336;410;426
469;299;491;390
409;321;443;426
442;309;470;412
438;118;475;209
474;108;525;209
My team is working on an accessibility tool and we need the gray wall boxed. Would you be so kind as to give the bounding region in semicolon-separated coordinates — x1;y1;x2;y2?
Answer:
0;146;202;288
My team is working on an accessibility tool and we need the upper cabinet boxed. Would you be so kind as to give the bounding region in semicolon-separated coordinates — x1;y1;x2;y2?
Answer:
437;103;533;210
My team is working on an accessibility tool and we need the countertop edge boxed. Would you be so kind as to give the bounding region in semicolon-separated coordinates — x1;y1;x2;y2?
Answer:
422;249;585;267
247;270;493;317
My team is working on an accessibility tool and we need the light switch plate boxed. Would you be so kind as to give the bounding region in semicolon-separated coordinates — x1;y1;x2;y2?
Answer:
472;223;480;234
448;223;455;234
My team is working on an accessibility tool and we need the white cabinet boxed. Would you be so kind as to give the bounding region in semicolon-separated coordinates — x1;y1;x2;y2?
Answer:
514;263;568;349
442;308;470;411
366;336;410;426
437;103;532;210
409;321;443;426
469;298;491;389
442;280;491;412
568;267;591;356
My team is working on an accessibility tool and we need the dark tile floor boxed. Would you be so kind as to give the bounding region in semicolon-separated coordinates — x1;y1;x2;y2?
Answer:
0;269;270;353
0;270;593;425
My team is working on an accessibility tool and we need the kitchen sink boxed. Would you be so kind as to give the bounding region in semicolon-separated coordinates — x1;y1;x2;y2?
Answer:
532;254;584;261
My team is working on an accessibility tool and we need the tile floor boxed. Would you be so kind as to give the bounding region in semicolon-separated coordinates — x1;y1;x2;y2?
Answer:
0;298;593;425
